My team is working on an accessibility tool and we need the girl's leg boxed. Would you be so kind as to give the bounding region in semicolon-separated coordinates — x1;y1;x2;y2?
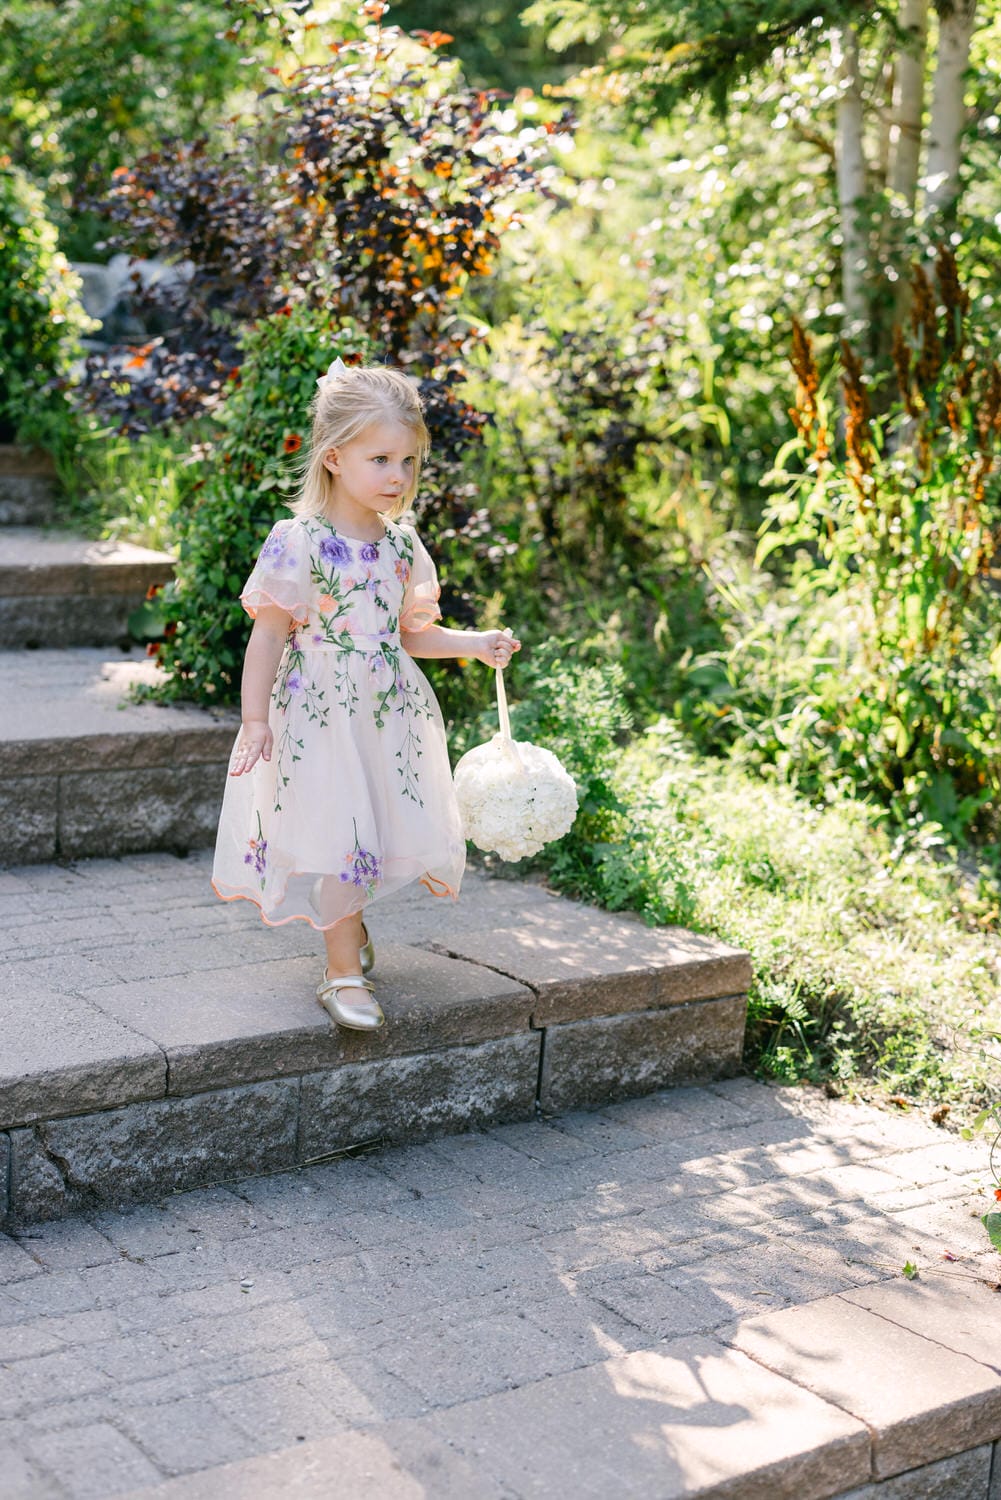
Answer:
322;909;365;976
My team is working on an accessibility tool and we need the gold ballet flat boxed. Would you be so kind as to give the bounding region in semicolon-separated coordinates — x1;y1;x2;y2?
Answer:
359;922;375;976
316;972;385;1031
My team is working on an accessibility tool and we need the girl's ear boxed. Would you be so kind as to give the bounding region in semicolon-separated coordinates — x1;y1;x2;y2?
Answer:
321;446;339;474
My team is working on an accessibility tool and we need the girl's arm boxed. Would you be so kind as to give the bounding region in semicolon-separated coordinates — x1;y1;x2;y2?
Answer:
229;605;292;776
401;624;520;669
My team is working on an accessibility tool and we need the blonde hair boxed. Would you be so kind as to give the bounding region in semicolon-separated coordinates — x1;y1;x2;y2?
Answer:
289;363;431;522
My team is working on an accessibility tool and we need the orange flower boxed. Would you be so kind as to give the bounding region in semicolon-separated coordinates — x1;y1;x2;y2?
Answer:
994;1187;1001;1202
284;433;302;454
318;594;336;613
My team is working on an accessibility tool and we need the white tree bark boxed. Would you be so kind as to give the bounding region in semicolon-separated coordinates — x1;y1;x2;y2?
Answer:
924;0;977;221
833;25;870;334
889;0;929;207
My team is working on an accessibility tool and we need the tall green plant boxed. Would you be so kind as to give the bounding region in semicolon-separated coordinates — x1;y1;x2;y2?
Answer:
0;160;93;442
0;0;274;254
749;251;1001;841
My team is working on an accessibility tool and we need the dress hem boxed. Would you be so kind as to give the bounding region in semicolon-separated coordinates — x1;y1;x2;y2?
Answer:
210;873;459;931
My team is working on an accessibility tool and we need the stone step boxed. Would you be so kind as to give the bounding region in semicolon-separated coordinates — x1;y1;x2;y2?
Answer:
0;528;175;647
0;647;238;862
0;853;752;1224
0;444;57;525
121;1367;1001;1500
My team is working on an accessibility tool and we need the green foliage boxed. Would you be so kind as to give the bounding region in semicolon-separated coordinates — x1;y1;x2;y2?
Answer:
536;721;1001;1111
79;15;564;428
153;307;377;700
0;0;273;255
507;641;634;839
676;257;1001;849
384;0;593;91
981;1214;1001;1253
0;161;93;442
483;650;701;925
470;94;842;538
524;0;874;116
60;424;197;554
468;298;678;563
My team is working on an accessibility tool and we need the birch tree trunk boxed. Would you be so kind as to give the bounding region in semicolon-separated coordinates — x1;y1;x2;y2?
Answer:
833;25;870;336
924;0;977;224
889;0;929;207
888;0;930;327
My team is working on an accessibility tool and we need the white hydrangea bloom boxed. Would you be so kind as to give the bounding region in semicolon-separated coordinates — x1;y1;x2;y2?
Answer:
453;734;578;862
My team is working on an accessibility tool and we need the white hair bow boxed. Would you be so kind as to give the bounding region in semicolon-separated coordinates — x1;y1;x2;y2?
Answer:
317;355;348;390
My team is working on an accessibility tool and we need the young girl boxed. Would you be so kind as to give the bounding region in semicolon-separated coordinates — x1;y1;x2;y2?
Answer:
212;358;519;1032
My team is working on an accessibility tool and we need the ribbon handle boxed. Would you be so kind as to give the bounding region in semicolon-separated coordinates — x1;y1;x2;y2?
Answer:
495;628;524;772
496;649;512;741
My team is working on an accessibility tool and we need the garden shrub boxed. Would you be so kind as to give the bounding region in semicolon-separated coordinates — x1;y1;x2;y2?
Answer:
454;284;728;723
78;10;567;428
77;5;570;717
0;0;275;258
0;159;92;442
677;252;1001;849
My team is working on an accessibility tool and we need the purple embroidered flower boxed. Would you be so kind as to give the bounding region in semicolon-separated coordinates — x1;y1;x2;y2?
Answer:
366;576;380;596
285;672;303;694
340;821;383;895
260;528;286;562
312;633;323;644
319;534;352;568
368;651;390;677
244;836;268;876
359;541;380;563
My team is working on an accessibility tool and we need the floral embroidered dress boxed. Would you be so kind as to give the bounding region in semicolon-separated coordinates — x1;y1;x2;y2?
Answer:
212;515;466;929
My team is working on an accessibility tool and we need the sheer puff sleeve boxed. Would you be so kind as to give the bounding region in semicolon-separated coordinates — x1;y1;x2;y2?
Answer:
399;525;442;633
240;519;311;624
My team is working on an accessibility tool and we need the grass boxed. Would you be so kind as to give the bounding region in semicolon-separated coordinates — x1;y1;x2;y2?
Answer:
51;422;191;554
536;717;1001;1122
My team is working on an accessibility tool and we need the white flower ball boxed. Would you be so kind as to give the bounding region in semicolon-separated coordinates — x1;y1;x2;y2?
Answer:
453;734;578;862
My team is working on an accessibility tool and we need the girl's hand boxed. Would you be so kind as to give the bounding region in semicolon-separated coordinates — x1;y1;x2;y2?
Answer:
230;720;273;776
472;629;521;669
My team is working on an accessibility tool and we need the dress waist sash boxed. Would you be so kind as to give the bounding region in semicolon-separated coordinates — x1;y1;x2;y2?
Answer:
291;632;401;653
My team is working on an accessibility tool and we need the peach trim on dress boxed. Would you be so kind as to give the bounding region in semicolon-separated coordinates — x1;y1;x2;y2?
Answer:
398;599;442;633
240;587;311;624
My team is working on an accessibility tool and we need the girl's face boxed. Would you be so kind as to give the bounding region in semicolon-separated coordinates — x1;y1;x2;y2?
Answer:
322;418;418;521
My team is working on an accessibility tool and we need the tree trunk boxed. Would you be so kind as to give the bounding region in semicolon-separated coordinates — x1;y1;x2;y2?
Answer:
924;0;977;225
888;0;930;328
833;25;870;337
889;0;929;208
